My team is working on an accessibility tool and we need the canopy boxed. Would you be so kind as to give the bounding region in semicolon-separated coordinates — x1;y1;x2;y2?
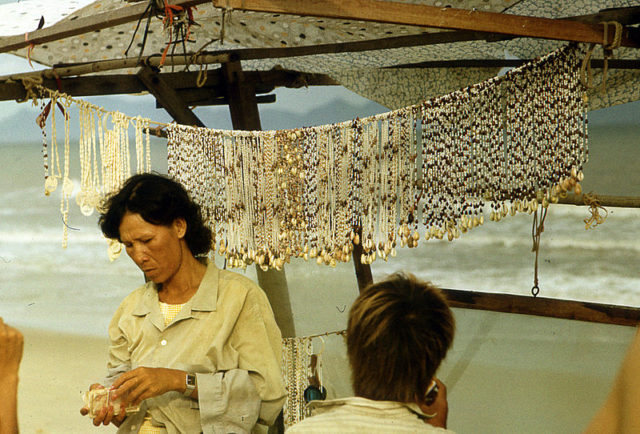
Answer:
1;0;639;110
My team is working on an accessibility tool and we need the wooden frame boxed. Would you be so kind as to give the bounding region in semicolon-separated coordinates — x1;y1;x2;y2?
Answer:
443;288;640;327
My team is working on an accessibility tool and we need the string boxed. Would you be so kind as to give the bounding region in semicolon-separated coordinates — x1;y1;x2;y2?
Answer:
583;192;608;230
530;207;548;297
580;21;623;95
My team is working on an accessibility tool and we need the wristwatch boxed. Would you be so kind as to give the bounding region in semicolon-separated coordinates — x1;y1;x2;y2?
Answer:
184;373;197;397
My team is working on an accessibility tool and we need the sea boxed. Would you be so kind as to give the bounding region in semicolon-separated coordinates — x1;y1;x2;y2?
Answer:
0;101;638;338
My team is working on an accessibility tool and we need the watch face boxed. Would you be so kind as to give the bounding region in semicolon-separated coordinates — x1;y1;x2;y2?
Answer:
187;374;196;387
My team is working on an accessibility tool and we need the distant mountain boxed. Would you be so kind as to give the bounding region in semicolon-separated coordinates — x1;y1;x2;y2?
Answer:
260;97;386;130
0;89;387;145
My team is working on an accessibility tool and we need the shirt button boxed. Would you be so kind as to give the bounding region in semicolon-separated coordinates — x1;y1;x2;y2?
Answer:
130;425;137;431
161;339;167;346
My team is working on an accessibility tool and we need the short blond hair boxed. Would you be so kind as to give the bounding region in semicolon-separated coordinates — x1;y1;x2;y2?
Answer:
347;272;454;403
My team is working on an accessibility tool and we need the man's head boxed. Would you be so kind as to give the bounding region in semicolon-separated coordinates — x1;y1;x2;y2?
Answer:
347;272;455;403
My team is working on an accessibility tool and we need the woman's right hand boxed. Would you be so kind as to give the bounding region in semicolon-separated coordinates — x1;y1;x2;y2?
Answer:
80;383;126;427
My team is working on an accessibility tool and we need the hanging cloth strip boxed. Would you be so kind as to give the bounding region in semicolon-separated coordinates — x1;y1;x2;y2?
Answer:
167;43;589;270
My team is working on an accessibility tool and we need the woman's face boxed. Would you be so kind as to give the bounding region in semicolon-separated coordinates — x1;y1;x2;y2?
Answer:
118;211;186;284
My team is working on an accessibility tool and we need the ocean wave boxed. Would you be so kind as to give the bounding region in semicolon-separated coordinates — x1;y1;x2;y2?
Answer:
422;232;640;254
0;229;107;244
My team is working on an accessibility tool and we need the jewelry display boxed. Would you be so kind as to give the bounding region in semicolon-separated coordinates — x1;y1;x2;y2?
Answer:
167;44;587;269
30;44;587;264
282;337;313;428
31;86;153;250
281;331;345;428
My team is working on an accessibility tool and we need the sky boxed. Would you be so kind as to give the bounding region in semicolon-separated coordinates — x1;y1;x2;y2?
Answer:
0;52;391;144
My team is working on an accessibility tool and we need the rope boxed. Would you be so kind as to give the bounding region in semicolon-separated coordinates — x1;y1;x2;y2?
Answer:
583;192;608;230
580;21;623;95
530;207;548;297
31;82;170;129
191;39;221;87
216;0;233;44
17;76;43;104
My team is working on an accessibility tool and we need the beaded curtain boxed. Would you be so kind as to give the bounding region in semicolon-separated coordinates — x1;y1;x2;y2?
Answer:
167;44;588;270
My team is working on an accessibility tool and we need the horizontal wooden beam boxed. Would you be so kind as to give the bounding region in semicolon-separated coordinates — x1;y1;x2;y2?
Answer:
156;93;276;107
0;30;488;82
443;288;640;327
390;58;640;69
558;193;640;208
0;0;211;54
569;6;640;25
213;0;639;47
0;69;336;102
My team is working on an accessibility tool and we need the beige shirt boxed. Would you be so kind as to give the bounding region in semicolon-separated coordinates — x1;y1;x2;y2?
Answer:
105;261;286;434
286;397;454;433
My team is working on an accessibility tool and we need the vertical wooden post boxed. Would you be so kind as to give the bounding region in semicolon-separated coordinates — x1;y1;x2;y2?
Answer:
351;230;373;292
220;59;297;340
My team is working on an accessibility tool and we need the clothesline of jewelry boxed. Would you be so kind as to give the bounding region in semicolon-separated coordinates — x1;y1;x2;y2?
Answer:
282;329;345;428
31;44;587;266
167;44;588;270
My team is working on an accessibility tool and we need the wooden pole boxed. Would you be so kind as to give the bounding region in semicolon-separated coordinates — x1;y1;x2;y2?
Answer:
220;59;297;340
442;288;640;327
0;69;336;102
351;231;373;293
557;193;640;208
213;0;639;48
136;65;206;127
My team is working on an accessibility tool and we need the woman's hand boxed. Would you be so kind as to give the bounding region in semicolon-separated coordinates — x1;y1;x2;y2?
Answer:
112;367;185;407
79;384;126;427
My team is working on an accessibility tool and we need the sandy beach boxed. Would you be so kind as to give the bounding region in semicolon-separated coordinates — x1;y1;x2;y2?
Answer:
18;328;116;433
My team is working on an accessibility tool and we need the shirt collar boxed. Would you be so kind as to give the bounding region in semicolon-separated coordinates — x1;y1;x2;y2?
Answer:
131;260;219;317
309;396;436;419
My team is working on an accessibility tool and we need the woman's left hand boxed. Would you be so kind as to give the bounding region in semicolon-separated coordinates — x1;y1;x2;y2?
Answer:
112;367;184;406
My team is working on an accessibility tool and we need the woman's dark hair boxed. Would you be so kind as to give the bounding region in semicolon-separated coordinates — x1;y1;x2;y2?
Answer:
99;173;212;256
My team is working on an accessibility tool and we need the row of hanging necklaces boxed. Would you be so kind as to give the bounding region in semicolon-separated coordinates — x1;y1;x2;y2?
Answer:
33;85;153;252
168;43;588;270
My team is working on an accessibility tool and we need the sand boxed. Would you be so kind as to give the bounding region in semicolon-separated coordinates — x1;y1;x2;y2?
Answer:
17;328;116;433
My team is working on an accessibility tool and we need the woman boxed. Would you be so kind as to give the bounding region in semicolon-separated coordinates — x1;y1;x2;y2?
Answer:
81;173;285;433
